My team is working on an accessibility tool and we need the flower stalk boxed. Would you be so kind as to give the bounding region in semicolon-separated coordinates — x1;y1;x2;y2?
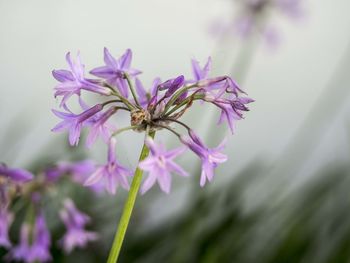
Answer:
107;131;155;263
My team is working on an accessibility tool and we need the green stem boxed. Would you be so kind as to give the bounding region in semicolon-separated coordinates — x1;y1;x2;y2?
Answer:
107;131;156;263
104;83;135;110
164;94;204;117
124;73;141;108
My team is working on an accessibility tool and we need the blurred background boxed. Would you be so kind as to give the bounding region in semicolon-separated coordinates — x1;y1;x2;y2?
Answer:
1;0;350;262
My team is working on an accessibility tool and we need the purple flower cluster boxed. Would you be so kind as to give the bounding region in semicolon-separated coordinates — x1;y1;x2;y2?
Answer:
213;0;304;47
0;164;33;250
0;162;99;262
52;48;253;194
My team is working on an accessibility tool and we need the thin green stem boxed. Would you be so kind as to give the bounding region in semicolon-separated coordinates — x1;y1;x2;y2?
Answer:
106;131;155;263
101;99;123;107
124;73;141;108
104;83;135;110
153;123;181;138
112;92;135;110
164;94;204;116
161;118;191;132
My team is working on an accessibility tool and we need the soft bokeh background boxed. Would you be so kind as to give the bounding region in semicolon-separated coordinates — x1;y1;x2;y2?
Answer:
1;0;350;262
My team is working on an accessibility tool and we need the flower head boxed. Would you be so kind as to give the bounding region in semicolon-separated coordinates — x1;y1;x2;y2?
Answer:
84;138;132;194
52;51;253;191
139;138;188;194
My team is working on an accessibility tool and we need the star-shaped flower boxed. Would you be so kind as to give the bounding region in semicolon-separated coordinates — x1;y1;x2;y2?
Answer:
181;131;227;187
53;52;110;107
90;48;141;97
139;138;188;194
84;138;132;194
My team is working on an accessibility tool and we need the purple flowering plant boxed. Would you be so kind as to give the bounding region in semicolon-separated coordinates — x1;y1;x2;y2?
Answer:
51;48;253;262
0;161;99;262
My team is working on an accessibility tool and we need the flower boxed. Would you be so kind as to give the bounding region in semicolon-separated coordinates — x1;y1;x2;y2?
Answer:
45;160;104;193
0;208;13;248
7;224;30;261
53;52;111;107
0;164;33;183
277;0;303;18
90;48;141;97
51;103;103;146
210;96;254;133
84;138;132;194
59;199;98;253
139;138;188;194
181;131;227;187
191;57;211;82
212;0;304;48
9;213;51;263
28;213;52;263
77;98;117;147
86;107;117;147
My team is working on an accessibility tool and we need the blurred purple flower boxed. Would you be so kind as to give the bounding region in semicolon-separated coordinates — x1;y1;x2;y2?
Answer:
181;131;227;187
51;104;103;146
7;224;30;262
45;160;104;193
277;0;303;18
28;213;52;263
9;214;51;263
139;138;188;194
53;52;111;107
213;0;305;48
84;138;132;194
0;208;13;249
0;164;34;183
90;48;141;98
59;199;98;253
